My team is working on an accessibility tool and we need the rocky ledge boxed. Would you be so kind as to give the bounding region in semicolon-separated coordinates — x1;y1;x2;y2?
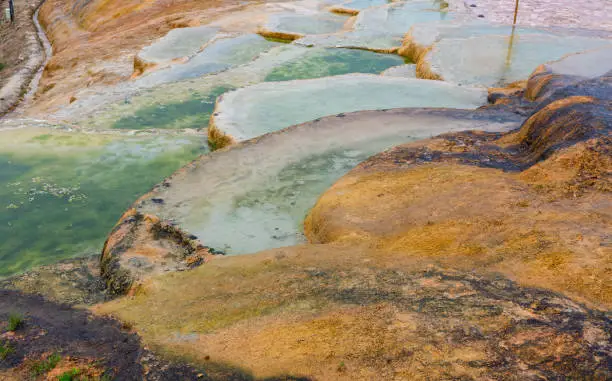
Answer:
307;68;611;310
95;245;611;380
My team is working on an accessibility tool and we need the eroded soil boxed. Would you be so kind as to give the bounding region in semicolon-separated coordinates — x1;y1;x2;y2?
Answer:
0;289;207;380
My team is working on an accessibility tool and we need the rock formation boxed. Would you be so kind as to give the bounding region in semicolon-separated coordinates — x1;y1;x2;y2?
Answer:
93;65;611;380
306;69;612;309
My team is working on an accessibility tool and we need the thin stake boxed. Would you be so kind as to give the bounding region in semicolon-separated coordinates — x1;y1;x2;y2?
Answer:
513;0;520;25
505;25;517;68
9;0;15;22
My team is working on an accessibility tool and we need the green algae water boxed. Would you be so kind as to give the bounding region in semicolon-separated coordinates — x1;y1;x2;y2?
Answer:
112;86;233;130
106;47;405;131
264;48;405;82
0;128;206;276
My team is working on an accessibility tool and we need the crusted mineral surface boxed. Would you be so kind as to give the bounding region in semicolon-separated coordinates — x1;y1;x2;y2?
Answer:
306;69;612;309
96;245;611;380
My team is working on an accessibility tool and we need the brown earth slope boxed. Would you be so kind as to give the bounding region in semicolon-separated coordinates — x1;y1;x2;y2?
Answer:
0;289;209;380
32;0;248;113
0;0;37;86
95;245;611;380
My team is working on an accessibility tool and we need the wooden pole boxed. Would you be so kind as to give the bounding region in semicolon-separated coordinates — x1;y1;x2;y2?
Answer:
513;0;520;25
9;0;15;22
505;25;516;68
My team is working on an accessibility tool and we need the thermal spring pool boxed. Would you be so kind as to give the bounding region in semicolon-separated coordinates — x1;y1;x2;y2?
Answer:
0;127;207;275
136;108;521;255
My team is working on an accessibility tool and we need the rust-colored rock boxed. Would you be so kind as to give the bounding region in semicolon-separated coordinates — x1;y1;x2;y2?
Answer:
306;72;612;309
100;209;217;295
96;245;612;380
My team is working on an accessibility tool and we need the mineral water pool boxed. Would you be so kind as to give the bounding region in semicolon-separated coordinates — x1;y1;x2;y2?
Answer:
3;0;609;277
0;127;207;276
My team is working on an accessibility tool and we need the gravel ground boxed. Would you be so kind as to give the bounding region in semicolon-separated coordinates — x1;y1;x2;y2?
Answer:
455;0;612;31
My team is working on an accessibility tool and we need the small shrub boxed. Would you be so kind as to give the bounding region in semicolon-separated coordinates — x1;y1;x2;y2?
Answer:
337;361;346;372
7;312;24;331
57;367;113;381
31;353;62;375
0;341;14;360
58;368;80;381
0;63;5;71
516;200;530;208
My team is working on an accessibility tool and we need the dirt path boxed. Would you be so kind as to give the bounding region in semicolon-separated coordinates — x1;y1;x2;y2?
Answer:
0;0;47;116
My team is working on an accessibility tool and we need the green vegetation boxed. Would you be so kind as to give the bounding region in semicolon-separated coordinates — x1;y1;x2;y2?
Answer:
57;368;113;381
0;63;5;71
0;341;14;360
7;312;24;331
262;36;293;44
58;369;81;381
31;353;62;375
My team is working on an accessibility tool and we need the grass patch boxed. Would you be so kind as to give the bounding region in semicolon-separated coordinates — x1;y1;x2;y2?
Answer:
7;312;24;331
0;341;14;360
57;367;113;381
31;353;61;375
58;368;81;381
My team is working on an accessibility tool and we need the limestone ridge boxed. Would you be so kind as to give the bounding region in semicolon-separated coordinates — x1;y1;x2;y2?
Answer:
100;65;611;299
306;68;612;309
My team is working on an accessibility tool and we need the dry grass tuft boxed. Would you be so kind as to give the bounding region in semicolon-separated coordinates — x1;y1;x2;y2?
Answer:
329;6;360;16
256;29;304;42
207;121;235;150
397;34;443;80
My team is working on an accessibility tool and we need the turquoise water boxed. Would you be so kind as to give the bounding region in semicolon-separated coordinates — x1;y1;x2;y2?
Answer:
138;26;219;64
264;48;405;81
110;48;405;131
267;13;349;35
0;129;207;276
342;0;390;10
112;86;233;130
136;35;280;87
